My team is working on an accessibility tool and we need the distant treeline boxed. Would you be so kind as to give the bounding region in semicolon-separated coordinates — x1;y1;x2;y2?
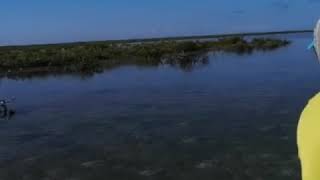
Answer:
0;37;290;73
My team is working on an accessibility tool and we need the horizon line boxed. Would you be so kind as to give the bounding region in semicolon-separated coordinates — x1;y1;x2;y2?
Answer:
0;29;313;48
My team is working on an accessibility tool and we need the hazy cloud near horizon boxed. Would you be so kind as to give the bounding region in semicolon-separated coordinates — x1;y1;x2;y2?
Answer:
0;0;319;45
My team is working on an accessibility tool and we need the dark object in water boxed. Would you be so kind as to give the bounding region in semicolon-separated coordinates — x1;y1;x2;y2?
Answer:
0;104;8;118
0;99;15;120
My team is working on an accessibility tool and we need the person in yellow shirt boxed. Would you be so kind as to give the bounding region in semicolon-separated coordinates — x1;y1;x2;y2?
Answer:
297;92;320;180
296;18;320;180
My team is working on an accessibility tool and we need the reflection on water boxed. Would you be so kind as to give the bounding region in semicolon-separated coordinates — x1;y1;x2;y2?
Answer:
0;53;210;80
0;33;320;179
0;109;14;121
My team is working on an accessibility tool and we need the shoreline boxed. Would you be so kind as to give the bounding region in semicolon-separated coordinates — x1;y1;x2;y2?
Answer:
0;37;290;72
0;30;311;48
0;37;290;76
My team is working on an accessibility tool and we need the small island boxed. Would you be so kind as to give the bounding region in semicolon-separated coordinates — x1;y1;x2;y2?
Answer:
0;37;290;74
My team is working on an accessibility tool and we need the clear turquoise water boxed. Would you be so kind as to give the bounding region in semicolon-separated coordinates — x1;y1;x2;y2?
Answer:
0;33;319;179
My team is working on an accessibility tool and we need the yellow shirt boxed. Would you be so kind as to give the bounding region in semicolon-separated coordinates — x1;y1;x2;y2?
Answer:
298;92;320;180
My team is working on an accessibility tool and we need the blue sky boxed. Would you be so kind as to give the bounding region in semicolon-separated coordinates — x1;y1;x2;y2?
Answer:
1;0;320;45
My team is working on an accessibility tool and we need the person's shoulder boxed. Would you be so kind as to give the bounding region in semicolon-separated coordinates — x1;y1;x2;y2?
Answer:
307;92;320;106
301;92;320;118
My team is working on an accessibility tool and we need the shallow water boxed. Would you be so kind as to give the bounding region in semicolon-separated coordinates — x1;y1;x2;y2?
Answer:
0;33;320;180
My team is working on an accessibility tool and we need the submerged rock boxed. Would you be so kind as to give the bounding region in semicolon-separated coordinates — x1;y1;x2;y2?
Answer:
181;137;197;144
195;160;213;169
81;160;104;168
139;169;163;176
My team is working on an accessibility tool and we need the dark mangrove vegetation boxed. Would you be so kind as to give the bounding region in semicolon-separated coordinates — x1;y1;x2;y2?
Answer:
0;37;290;74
